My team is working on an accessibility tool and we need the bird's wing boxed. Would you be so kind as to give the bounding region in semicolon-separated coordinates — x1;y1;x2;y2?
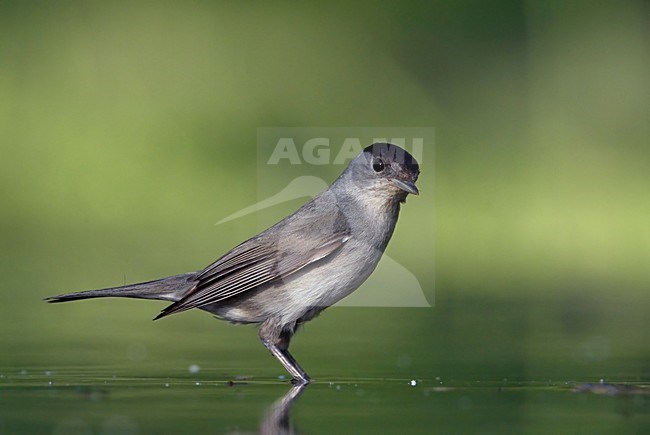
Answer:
155;196;350;319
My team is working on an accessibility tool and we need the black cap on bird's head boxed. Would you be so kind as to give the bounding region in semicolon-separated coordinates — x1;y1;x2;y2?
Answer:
359;143;420;197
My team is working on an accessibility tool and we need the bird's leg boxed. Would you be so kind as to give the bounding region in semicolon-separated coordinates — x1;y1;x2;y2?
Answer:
259;321;311;384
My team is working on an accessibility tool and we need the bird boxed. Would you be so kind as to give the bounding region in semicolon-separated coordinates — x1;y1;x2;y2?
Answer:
46;142;420;384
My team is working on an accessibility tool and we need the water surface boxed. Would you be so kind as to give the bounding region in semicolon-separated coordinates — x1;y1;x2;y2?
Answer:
2;367;647;434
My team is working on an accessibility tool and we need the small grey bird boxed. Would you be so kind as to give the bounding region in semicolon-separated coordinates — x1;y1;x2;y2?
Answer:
46;143;420;384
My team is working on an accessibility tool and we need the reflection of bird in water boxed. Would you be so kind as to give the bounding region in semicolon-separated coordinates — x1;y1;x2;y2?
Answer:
260;384;307;435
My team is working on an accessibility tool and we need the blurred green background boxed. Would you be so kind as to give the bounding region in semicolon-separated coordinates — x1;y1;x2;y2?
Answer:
0;0;648;432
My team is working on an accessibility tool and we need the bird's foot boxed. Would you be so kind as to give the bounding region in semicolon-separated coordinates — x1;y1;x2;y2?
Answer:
291;375;311;385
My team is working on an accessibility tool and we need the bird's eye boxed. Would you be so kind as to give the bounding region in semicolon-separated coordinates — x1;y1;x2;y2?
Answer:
372;158;385;173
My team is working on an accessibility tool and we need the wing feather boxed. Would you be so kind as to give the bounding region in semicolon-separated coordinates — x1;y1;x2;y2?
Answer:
155;197;350;319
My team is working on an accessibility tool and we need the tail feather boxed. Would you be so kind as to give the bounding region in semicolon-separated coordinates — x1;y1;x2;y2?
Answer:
45;272;198;305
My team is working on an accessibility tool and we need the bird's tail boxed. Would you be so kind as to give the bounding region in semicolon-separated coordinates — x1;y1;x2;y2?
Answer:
44;272;197;304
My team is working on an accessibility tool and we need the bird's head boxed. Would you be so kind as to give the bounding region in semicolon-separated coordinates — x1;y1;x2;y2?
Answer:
339;143;420;204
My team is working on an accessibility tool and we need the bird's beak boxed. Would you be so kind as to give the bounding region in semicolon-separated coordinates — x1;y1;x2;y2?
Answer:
391;178;419;195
